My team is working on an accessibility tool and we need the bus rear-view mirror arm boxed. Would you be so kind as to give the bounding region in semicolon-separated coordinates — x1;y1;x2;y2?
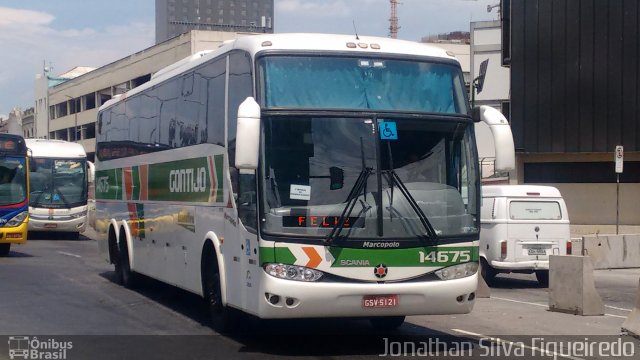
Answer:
472;105;515;172
235;97;261;172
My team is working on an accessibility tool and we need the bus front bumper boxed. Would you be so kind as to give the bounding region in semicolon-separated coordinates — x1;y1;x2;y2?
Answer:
28;217;86;233
1;221;28;244
255;271;478;319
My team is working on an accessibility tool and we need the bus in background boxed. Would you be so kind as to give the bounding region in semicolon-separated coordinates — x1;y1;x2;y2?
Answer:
95;33;514;331
0;134;29;256
26;139;89;239
87;161;96;230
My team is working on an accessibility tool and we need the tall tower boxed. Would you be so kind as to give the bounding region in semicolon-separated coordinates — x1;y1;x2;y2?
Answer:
155;0;274;44
389;0;400;39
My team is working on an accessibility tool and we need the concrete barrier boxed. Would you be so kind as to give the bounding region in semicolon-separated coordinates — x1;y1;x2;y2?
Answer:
570;238;582;255
622;278;640;338
549;255;604;316
581;234;640;269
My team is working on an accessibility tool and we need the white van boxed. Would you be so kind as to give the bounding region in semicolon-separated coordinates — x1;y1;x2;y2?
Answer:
479;185;571;285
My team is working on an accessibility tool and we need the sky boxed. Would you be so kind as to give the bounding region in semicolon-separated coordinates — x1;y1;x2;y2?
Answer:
0;0;498;117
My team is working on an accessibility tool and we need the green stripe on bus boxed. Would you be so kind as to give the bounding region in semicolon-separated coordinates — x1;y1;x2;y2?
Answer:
260;245;479;267
268;247;296;265
95;168;122;200
329;246;479;267
96;155;224;203
132;166;140;200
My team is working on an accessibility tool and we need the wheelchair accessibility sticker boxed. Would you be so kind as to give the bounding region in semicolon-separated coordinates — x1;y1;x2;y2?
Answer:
379;121;398;140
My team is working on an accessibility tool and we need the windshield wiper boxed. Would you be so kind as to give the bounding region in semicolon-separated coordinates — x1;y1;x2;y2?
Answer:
384;169;439;243
324;166;372;245
382;140;438;243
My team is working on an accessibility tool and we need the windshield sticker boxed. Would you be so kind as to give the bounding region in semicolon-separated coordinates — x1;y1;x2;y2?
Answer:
379;121;398;140
290;184;311;201
53;194;61;201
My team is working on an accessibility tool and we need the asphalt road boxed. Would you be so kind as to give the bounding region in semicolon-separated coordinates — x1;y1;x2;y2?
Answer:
1;230;639;360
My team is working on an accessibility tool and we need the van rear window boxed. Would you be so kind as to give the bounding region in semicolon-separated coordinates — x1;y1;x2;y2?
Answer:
509;201;562;220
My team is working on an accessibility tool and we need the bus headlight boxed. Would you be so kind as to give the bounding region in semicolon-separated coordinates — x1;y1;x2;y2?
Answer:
69;211;88;219
435;262;479;281
264;263;324;282
5;211;28;227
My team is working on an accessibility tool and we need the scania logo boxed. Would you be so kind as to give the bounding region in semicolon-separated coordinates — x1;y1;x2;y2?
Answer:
374;264;388;278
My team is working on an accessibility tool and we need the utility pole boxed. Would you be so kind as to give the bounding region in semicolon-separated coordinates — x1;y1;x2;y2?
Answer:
389;0;400;39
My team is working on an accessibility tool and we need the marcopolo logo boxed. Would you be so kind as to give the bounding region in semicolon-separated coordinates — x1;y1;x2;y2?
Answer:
7;336;72;360
362;241;400;248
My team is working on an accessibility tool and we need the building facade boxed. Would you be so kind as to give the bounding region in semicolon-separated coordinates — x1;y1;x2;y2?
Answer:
503;0;640;228
155;0;273;43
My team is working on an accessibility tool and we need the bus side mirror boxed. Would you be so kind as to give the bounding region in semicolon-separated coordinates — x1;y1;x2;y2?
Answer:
473;105;515;172
235;97;261;170
27;149;36;172
329;166;344;190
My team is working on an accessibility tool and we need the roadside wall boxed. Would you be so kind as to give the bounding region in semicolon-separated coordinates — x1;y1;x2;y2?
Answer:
581;235;640;269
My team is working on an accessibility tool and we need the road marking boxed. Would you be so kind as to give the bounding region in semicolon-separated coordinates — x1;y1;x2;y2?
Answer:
491;296;629;318
491;296;546;307
58;251;82;258
451;329;585;360
605;305;632;312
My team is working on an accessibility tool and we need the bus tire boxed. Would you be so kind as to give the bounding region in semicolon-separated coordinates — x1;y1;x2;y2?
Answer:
117;228;137;289
202;246;236;333
535;270;549;287
0;243;10;256
480;258;496;284
370;316;405;331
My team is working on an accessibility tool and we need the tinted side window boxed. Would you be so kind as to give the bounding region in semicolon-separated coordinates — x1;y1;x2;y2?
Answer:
200;57;227;147
228;52;254;168
96;56;230;161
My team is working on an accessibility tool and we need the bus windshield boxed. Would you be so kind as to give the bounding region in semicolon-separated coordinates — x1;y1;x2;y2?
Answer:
259;55;469;115
260;116;479;240
0;157;27;206
29;158;87;209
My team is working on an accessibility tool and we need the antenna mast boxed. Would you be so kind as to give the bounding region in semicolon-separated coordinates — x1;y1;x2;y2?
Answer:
389;0;400;39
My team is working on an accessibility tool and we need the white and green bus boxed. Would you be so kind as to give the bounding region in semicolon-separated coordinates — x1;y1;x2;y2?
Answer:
95;33;514;331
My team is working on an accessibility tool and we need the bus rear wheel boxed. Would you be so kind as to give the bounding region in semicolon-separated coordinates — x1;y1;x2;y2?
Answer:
370;316;405;331
116;229;137;288
202;253;236;333
0;244;10;256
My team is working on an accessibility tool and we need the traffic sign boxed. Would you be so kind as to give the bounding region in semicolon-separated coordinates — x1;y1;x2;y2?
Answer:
615;145;624;173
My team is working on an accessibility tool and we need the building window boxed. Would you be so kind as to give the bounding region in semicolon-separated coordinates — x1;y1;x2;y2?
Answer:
81;95;92;111
55;102;68;118
98;88;112;106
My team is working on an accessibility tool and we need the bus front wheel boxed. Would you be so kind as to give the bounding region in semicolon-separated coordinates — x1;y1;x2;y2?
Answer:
202;251;236;333
0;244;10;256
370;316;405;331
